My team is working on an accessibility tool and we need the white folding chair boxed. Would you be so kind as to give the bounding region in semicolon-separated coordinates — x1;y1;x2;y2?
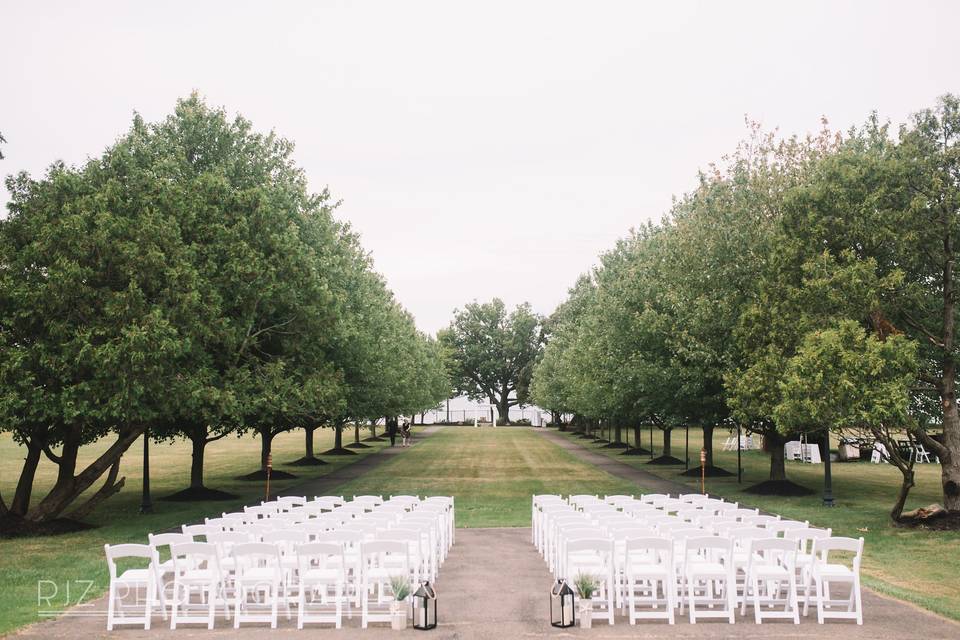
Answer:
169;542;224;629
104;544;156;630
360;541;410;628
624;537;675;625
680;536;735;624
740;537;799;623
803;537;864;624
565;538;615;625
231;542;282;628
297;542;346;629
147;532;191;620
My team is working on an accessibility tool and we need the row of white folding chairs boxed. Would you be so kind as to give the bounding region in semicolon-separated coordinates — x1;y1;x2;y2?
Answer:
106;494;454;630
105;537;418;630
550;520;860;625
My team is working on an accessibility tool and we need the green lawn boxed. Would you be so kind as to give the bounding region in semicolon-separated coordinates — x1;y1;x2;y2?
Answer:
557;426;960;622
0;427;386;635
337;427;644;527
3;424;957;633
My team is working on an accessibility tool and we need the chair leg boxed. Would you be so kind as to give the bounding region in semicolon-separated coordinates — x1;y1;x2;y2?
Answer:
752;577;761;624
106;582;115;631
271;583;278;629
854;577;863;625
336;582;343;629
170;584;178;630
297;584;305;629
234;585;242;629
815;578;824;624
789;574;800;624
145;579;154;630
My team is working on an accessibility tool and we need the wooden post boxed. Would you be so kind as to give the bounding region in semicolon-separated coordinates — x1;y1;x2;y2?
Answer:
265;452;273;502
700;447;707;494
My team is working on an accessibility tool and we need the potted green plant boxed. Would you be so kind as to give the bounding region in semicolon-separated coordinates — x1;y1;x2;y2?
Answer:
573;573;598;629
390;575;411;630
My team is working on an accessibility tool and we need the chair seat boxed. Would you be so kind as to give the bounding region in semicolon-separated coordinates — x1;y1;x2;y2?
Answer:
179;569;219;583
237;567;281;583
686;562;727;577
302;568;343;583
627;565;671;578
813;563;853;579
752;565;791;579
117;569;153;584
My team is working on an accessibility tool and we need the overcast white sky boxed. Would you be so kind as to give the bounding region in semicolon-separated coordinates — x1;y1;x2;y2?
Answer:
3;1;959;335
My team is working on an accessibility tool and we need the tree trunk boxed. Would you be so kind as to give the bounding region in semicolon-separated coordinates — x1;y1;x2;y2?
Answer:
27;427;142;522
891;468;915;522
766;433;787;481
633;425;642;449
305;426;316;458
941;384;960;510
260;429;273;470
497;397;511;425
702;424;715;468
939;202;960;511
190;435;207;490
354;423;361;444
662;429;673;457
614;424;623;444
334;423;344;449
11;440;43;516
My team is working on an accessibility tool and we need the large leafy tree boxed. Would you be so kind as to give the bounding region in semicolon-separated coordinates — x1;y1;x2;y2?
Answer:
439;299;543;423
0;134;205;523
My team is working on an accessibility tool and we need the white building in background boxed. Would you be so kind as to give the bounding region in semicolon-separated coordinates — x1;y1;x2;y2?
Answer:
412;395;551;426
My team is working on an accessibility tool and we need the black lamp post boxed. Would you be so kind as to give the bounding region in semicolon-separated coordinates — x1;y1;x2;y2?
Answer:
412;581;437;630
139;426;153;515
550;579;575;628
822;429;834;507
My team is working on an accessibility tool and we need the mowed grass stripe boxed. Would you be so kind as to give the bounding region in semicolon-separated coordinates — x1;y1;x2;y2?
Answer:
335;427;647;527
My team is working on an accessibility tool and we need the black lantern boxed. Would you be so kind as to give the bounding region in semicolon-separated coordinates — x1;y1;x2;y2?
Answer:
412;581;437;630
550;578;575;628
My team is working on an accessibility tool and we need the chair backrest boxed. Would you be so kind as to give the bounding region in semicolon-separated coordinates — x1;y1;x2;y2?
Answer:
232;542;281;577
297;541;346;574
148;532;191;564
604;494;633;505
683;535;732;562
640;493;669;504
171;542;220;580
182;523;220;540
812;536;864;569
361;540;409;573
744;514;781;527
729;527;769;550
104;543;153;579
565;537;614;556
624;536;672;567
767;519;809;536
221;512;247;521
747;537;798;567
205;517;238;531
784;527;832;553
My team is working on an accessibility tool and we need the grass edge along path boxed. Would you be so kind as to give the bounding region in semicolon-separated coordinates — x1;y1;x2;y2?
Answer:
542;427;960;625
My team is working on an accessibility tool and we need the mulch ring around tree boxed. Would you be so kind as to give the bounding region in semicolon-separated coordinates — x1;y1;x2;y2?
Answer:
321;447;357;456
236;469;298;481
647;455;684;465
601;441;630;449
346;442;371;449
286;456;328;466
896;510;960;531
162;486;240;501
621;447;652;456
680;464;734;478
0;515;97;539
743;479;815;496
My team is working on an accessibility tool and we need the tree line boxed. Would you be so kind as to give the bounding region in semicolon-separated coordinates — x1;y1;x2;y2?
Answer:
530;95;960;521
0;95;451;527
